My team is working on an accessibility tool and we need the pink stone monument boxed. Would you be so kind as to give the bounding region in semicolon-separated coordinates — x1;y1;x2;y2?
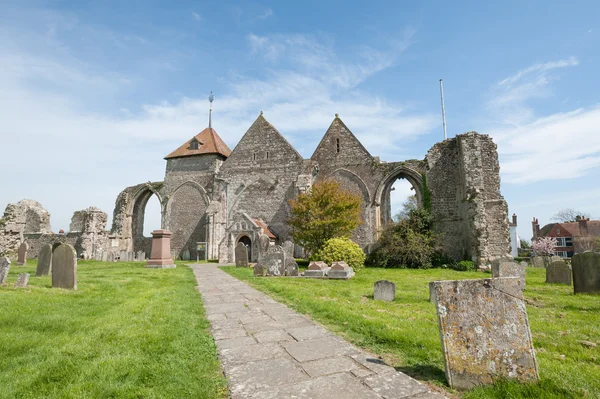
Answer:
146;230;176;268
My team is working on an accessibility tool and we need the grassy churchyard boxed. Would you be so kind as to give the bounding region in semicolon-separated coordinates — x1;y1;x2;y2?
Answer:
0;260;227;399
223;266;600;399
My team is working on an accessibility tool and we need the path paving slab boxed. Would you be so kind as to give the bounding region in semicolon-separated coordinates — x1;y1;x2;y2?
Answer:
190;263;447;399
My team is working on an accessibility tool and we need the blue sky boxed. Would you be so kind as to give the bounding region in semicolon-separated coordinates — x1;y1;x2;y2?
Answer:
1;0;599;242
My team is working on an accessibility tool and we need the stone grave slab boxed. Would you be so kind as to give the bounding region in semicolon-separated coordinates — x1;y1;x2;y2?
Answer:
431;277;538;390
546;260;572;285
304;261;329;277
15;273;30;288
36;244;52;276
263;246;285;276
16;242;28;265
492;260;526;290
572;252;600;294
328;261;355;280
235;242;249;268
0;257;11;284
52;244;78;290
374;280;395;301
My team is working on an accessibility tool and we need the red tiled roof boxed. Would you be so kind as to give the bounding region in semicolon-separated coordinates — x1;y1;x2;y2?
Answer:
559;220;600;237
254;219;277;239
164;127;232;159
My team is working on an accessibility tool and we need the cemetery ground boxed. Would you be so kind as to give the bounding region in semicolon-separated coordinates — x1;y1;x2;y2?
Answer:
223;266;600;399
0;259;227;399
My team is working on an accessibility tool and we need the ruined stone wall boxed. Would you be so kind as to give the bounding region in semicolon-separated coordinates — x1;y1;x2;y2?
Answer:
0;200;52;256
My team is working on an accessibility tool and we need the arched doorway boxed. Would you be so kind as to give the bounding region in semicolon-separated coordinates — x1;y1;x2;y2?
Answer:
374;166;424;229
238;235;252;261
131;188;163;253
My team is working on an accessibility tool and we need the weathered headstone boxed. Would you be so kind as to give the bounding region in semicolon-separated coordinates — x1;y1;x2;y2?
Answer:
15;273;30;288
16;242;28;265
0;257;11;284
36;244;52;276
263;246;286;276
235;242;249;268
257;234;270;262
136;251;144;261
283;240;294;257
253;262;265;277
430;277;538;390
182;249;191;261
519;261;528;268
572;252;600;294
546;260;572;285
532;256;545;269
304;261;329;277
107;252;115;263
374;280;396;302
551;255;562;263
120;250;127;262
328;261;355;280
102;251;108;262
128;251;135;262
146;230;176;268
492;260;526;290
284;256;299;276
52;244;77;290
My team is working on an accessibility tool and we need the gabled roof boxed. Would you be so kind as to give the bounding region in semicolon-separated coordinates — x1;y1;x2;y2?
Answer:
558;221;600;238
310;115;373;162
164;127;232;160
254;219;277;240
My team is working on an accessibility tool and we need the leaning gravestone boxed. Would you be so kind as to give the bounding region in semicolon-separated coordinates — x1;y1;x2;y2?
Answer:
304;261;329;277
546;260;572;285
492;260;526;290
182;249;191;261
52;244;77;290
36;244;52;276
235;242;249;268
374;280;395;302
263;246;286;276
15;273;30;288
16;242;28;265
328;261;355;280
572;252;600;294
0;257;11;284
430;277;539;390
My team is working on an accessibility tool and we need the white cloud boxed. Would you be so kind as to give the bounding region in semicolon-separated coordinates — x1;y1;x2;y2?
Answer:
192;12;201;21
257;8;274;20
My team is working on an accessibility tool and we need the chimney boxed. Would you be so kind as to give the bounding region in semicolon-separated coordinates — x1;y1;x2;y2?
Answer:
578;218;589;237
512;213;517;226
532;217;539;239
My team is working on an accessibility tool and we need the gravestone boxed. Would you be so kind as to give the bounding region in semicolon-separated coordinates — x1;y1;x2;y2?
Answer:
107;252;115;263
120;250;127;262
572;252;600;294
519;261;528;268
430;277;539;390
284;256;299;276
374;280;395;302
52;244;77;290
128;251;134;262
263;246;286;276
16;242;28;265
15;273;30;288
253;262;265;277
257;234;270;262
0;257;11;284
102;251;108;262
304;261;329;277
328;261;355;280
546;260;572;285
532;256;545;268
137;251;144;261
283;241;294;257
36;244;52;276
492;260;526;290
551;255;562;263
235;242;249;268
182;249;191;261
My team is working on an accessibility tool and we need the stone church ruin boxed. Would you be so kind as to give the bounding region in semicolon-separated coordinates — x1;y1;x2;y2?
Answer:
1;113;510;266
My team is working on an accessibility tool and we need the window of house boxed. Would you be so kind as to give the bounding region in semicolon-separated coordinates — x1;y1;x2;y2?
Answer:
565;237;573;246
555;237;565;246
555;251;568;258
336;138;340;153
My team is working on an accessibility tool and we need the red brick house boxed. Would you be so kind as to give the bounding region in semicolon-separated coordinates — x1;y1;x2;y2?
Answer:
532;217;600;258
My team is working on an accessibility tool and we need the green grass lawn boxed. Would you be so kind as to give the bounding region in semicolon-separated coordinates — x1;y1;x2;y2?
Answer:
0;260;227;399
222;266;600;399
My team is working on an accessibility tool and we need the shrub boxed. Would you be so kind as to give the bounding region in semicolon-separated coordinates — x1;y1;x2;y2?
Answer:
450;260;475;271
314;237;366;271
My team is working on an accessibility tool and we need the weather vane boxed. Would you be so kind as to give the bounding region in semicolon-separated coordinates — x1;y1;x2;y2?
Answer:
208;91;215;128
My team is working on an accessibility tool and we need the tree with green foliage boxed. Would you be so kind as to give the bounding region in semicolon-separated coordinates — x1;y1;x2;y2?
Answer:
394;195;418;221
288;180;362;257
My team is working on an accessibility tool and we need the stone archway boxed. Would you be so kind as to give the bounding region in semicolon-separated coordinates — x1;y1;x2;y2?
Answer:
131;187;163;253
237;235;252;261
374;166;424;229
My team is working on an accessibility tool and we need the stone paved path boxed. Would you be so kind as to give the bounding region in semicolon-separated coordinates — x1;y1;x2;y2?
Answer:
190;263;446;399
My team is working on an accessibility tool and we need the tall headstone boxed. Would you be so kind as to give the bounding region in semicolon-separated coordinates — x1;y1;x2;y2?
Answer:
283;240;294;258
374;280;396;302
0;257;11;284
146;230;176;268
36;244;52;276
430;277;538;390
52;244;78;290
492;260;526;290
572;252;600;294
546;260;572;285
16;242;28;265
15;273;30;288
257;234;270;262
235;242;249;268
263;246;286;276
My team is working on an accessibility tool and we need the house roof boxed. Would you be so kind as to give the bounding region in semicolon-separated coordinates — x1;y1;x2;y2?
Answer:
164;127;232;159
254;219;277;239
559;221;600;237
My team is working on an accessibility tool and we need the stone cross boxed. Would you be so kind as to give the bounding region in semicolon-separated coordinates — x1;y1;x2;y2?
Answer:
572;252;600;294
374;280;396;302
36;244;52;276
546;260;572;285
16;242;28;265
430;277;539;390
235;242;249;267
0;257;11;284
15;273;30;288
52;244;78;290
